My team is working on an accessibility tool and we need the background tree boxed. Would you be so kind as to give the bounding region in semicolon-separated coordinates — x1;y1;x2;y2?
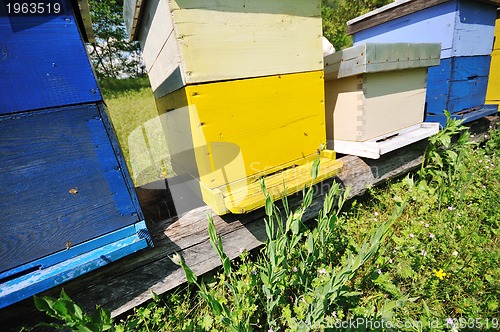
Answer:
87;0;145;78
322;0;394;51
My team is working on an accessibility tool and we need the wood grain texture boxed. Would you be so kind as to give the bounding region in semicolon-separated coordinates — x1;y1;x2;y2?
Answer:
351;0;497;59
123;0;145;40
1;116;497;331
0;224;149;308
0;0;101;115
333;123;440;159
425;105;498;124
426;56;492;118
222;151;342;214
347;0;449;35
74;0;95;42
324;43;440;80
0;104;140;274
134;0;323;97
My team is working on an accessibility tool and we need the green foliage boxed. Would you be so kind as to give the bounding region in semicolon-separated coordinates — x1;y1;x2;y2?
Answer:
171;162;404;331
321;0;394;51
101;78;172;186
32;121;500;331
87;0;144;78
347;119;500;330
33;289;114;331
99;76;152;99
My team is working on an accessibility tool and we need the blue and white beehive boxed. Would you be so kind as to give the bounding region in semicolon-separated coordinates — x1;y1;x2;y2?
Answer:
0;0;151;308
347;0;500;126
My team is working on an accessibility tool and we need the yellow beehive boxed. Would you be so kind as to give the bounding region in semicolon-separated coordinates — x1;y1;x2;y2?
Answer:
124;0;343;214
486;17;500;105
156;71;341;214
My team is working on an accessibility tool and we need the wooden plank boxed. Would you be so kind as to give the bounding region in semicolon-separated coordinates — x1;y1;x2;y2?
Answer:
74;0;95;42
0;104;140;273
426;56;492;118
172;3;323;84
0;224;140;282
448;77;489;110
494;18;500;50
450;56;491;81
324;43;440;80
333;123;440;159
0;222;150;308
351;0;498;59
123;0;145;40
0;116;497;330
0;0;101;114
223;152;343;214
361;69;427;139
348;0;500;36
137;0;175;73
324;75;364;141
426;105;499;125
452;0;498;57
347;0;451;36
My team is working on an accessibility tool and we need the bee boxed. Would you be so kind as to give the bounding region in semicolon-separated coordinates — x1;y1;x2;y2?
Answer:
317;143;326;155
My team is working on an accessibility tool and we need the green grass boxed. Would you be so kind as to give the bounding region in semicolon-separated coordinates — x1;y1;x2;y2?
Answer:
31;116;500;331
100;77;173;186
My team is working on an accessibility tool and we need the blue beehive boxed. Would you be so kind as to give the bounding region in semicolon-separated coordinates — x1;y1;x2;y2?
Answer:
0;0;151;307
347;0;500;126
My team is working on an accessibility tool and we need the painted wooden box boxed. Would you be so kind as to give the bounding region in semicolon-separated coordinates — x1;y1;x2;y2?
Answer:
324;43;441;158
487;15;500;105
0;0;151;308
155;71;342;215
124;0;324;99
347;0;500;126
124;0;342;215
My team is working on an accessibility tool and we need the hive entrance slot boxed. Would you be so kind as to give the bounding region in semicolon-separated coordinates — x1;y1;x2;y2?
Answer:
0;265;42;284
376;133;399;143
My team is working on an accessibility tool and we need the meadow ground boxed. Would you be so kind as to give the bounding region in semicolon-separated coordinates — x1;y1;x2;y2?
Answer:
32;79;500;332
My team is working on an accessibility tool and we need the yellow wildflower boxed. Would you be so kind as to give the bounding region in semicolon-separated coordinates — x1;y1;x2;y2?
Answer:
433;269;447;280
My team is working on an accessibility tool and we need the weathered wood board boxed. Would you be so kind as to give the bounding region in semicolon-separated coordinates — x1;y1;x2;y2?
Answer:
332;123;440;159
425;56;498;124
323;43;440;80
2;115;496;331
348;0;500;125
324;43;440;143
125;0;323;98
0;0;101;115
487;17;500;105
0;0;152;309
0;105;140;273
